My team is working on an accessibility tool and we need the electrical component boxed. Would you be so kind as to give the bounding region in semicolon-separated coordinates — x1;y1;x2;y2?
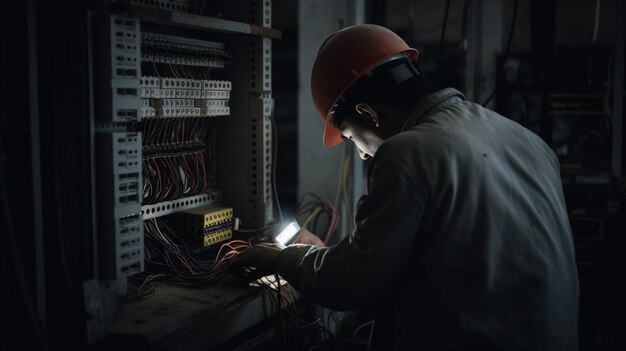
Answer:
135;31;231;217
96;132;144;278
129;0;202;14
141;32;231;68
155;107;202;117
183;206;234;249
93;15;141;122
155;99;195;108
139;77;232;116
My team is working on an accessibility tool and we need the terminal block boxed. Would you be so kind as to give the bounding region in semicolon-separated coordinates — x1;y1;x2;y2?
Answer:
183;206;234;249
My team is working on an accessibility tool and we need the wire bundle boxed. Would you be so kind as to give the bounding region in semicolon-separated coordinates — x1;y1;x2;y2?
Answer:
141;33;232;70
135;113;215;204
296;192;340;246
142;218;251;285
137;33;229;207
142;151;211;204
253;275;334;349
140;117;213;145
141;61;215;80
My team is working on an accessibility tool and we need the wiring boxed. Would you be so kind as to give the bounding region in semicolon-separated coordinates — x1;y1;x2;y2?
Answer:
301;207;323;231
141;218;251;286
332;143;352;244
405;0;416;43
271;112;284;221
352;320;374;346
333;144;348;224
275;273;290;350
588;0;602;87
137;117;215;204
482;0;519;107
437;0;453;86
139;228;333;347
340;149;353;232
296;192;339;245
137;33;228;207
591;0;601;48
252;274;333;350
460;0;470;50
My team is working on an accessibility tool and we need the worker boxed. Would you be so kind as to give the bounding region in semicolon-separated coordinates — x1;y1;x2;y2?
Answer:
233;24;579;350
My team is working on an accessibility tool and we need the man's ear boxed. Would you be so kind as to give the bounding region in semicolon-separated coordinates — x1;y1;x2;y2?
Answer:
354;102;380;127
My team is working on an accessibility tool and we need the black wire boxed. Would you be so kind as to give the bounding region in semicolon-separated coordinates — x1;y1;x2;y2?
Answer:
275;274;290;350
460;0;469;47
437;0;452;86
352;320;374;346
405;0;415;44
271;115;284;222
482;0;519;107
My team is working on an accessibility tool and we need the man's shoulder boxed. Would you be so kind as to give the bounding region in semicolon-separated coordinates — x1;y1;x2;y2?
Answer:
377;121;457;161
373;129;444;174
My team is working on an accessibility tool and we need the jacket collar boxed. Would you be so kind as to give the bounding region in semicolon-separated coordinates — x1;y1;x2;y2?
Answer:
401;88;466;132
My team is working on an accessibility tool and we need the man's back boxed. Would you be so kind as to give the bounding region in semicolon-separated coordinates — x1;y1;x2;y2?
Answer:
371;89;579;350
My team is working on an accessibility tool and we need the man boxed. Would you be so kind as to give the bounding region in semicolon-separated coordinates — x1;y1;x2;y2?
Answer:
234;24;579;350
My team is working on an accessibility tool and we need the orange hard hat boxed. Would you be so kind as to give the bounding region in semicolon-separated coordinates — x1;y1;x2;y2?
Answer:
311;24;419;147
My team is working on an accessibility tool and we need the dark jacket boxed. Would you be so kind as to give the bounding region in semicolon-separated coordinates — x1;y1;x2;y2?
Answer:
277;88;579;350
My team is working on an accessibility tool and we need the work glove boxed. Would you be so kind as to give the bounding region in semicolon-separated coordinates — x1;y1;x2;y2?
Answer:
231;242;285;282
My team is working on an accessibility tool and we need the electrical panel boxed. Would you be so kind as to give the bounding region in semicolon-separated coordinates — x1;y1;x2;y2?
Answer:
93;16;141;123
95;132;144;278
73;1;282;345
14;0;281;349
93;14;144;279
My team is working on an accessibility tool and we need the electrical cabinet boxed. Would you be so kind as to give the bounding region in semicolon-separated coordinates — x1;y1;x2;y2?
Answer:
7;0;282;348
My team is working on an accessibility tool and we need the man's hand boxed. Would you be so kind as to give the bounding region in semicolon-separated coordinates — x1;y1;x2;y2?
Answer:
294;227;326;247
231;242;284;282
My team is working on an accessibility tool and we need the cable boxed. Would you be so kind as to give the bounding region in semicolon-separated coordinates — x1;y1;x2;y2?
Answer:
405;0;416;43
301;207;323;231
352;320;374;346
333;143;348;217
332;144;351;243
591;0;601;47
460;0;469;50
437;0;452;86
295;194;339;245
588;0;602;87
482;0;519;107
142;218;252;285
275;273;290;350
271;111;284;222
341;150;353;230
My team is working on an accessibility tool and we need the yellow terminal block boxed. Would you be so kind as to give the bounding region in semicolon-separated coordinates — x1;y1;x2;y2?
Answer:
184;206;234;248
203;228;233;246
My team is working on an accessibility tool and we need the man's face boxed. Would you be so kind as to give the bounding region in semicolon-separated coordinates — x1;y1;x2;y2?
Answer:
339;118;384;160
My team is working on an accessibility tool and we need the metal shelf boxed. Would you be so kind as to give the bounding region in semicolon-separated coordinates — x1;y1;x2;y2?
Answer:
127;5;282;39
141;191;221;220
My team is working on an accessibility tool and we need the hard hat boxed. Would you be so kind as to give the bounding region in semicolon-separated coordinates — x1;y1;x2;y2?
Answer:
311;24;419;147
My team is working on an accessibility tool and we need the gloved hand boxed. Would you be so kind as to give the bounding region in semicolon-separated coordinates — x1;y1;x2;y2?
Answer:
231;242;285;282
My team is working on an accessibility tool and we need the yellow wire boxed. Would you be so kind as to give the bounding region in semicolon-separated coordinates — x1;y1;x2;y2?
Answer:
301;207;323;231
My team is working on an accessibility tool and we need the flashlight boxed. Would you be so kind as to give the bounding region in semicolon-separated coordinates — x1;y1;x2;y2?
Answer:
272;218;301;246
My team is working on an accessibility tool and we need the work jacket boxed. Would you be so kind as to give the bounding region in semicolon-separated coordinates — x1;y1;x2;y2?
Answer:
277;88;580;350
